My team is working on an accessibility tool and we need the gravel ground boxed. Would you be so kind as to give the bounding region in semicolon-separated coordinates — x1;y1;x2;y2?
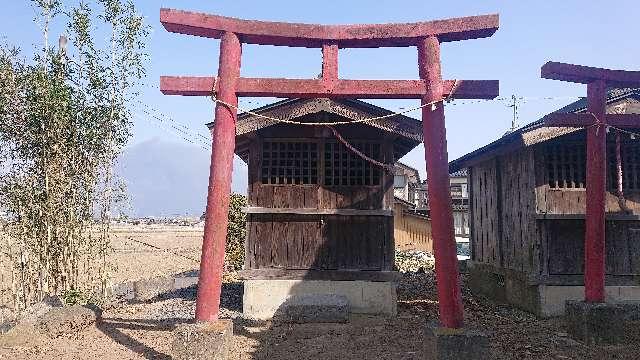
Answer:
1;226;638;359
1;272;639;360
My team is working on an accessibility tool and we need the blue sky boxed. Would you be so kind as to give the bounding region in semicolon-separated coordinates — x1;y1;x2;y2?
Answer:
2;0;639;178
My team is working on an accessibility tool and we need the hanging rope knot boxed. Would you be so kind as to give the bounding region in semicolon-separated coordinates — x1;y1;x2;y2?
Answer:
586;111;604;136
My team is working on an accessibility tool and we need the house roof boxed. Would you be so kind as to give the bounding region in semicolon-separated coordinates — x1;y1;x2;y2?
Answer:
394;196;416;209
449;88;640;172
209;98;424;163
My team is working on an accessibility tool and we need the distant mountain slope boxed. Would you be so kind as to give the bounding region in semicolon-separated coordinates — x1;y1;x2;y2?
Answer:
117;138;247;217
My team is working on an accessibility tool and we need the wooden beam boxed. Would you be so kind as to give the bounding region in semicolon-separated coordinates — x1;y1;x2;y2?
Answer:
543;113;640;128
160;76;499;99
541;62;640;88
237;269;402;282
535;213;640;221
160;8;499;47
607;114;640;128
244;207;393;217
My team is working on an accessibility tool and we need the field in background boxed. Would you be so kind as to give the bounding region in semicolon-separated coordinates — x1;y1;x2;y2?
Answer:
109;225;203;285
0;225;203;310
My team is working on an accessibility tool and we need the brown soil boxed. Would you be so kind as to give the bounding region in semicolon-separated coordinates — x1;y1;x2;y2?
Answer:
1;226;638;359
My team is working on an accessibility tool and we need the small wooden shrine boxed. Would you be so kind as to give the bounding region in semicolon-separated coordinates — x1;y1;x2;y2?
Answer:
450;88;640;317
217;98;422;318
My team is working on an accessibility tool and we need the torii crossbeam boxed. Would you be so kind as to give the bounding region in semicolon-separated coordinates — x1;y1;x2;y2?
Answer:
542;62;640;302
160;8;499;329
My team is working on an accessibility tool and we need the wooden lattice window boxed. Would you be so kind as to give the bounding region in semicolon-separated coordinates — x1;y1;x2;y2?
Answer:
324;141;382;186
546;143;586;189
546;141;640;190
261;141;318;185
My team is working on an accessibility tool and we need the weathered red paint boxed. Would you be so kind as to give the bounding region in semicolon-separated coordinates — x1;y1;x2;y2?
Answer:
584;80;607;302
161;9;499;326
542;62;640;88
195;31;241;322
160;8;498;47
541;62;640;303
322;43;339;81
418;36;464;328
160;76;499;99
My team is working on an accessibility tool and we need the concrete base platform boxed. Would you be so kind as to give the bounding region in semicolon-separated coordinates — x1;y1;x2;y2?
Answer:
172;320;233;360
469;262;640;317
565;301;624;345
274;294;349;323
424;322;488;360
243;280;396;320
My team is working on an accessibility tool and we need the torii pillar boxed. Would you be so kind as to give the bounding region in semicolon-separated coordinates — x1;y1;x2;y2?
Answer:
159;10;499;354
542;62;640;344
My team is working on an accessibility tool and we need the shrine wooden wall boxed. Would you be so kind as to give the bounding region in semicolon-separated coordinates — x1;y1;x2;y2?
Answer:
469;147;540;274
469;130;640;283
242;122;396;277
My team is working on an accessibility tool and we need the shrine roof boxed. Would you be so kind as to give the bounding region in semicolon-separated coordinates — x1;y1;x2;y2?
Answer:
449;88;640;172
206;98;423;163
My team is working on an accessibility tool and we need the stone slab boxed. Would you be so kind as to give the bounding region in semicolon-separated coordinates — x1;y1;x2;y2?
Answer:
243;280;396;320
424;322;489;360
565;301;624;345
133;277;175;302
172;319;233;360
274;294;348;323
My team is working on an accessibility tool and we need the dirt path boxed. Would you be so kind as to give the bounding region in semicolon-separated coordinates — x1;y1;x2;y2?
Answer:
2;273;639;360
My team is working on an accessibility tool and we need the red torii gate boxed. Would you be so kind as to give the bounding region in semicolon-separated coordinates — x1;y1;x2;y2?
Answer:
542;62;640;302
159;8;499;329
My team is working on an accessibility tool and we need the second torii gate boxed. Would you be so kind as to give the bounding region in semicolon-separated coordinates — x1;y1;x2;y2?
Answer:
159;8;499;329
542;62;640;303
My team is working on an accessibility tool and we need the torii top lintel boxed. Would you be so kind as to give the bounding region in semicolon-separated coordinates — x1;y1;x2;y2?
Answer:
541;62;640;129
160;8;499;48
542;61;640;88
160;10;499;100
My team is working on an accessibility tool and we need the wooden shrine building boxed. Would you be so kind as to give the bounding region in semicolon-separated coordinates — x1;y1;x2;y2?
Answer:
450;88;640;317
218;98;422;319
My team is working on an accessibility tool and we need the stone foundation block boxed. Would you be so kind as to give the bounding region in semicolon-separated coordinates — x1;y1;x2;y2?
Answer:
172;320;233;360
36;305;101;338
424;322;488;360
274;294;349;323
244;280;396;319
565;301;624;345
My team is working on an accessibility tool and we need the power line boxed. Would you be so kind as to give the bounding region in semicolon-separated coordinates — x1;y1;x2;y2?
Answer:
133;113;211;151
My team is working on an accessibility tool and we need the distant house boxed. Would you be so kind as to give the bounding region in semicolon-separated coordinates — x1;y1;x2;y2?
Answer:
392;162;470;251
409;170;470;237
450;169;470;237
393;162;421;205
449;88;640;317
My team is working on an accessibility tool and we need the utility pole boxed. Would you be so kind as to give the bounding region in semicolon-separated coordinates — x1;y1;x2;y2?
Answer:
508;94;521;131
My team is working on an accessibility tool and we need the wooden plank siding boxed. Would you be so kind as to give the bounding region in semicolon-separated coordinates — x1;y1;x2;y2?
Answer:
545;220;640;275
469;148;541;274
245;213;393;271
